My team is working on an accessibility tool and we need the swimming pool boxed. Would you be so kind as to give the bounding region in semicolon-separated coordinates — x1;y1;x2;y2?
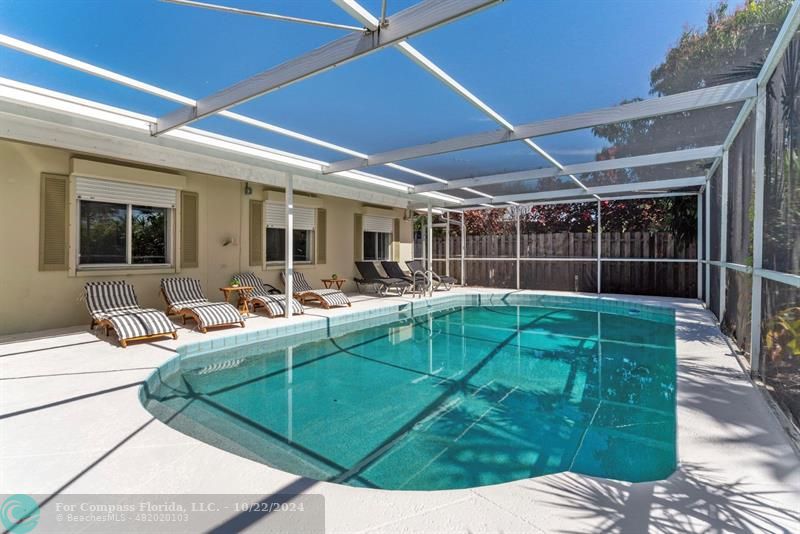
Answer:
141;297;677;491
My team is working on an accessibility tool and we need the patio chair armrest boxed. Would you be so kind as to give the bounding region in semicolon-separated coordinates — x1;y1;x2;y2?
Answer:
263;283;281;295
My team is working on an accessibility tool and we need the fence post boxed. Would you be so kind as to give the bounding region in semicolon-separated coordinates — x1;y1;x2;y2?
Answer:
597;200;602;294
516;212;521;290
427;202;433;273
461;211;466;286
445;211;450;277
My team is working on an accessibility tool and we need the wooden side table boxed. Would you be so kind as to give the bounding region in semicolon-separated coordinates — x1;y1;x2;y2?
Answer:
220;286;253;317
321;278;347;290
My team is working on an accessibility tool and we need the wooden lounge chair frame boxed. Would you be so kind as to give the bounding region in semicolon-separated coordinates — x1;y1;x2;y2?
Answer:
85;281;177;348
89;316;178;348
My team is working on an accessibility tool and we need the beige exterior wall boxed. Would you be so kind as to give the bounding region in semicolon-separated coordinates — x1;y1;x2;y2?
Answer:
0;139;413;335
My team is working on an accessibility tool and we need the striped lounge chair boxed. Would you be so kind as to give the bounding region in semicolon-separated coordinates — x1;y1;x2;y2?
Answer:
234;272;305;317
161;277;245;333
280;271;351;309
85;281;177;347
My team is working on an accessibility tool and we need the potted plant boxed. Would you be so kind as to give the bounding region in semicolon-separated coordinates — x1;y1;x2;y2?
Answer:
229;277;240;288
331;273;338;280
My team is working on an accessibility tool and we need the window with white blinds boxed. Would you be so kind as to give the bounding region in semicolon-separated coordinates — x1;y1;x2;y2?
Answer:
74;177;176;268
265;202;316;230
265;202;316;263
363;215;393;234
362;216;394;261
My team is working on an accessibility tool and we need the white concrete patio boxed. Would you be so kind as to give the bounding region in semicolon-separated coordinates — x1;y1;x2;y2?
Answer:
1;288;798;533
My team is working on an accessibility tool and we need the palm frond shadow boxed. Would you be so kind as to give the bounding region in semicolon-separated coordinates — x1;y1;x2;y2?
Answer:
533;462;799;533
677;358;800;482
395;383;589;489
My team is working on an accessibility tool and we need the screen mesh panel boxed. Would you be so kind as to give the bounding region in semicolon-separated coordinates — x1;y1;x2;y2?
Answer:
602;261;697;298
533;103;743;166
520;261;597;292
520;202;596;258
722;269;752;354
709;265;721;319
763;32;800;275
465;259;516;289
464;208;515;258
726;112;755;265
601;197;697;260
760;278;800;427
709;166;722;263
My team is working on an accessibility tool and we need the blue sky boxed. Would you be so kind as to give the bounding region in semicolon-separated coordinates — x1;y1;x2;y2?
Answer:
0;0;731;183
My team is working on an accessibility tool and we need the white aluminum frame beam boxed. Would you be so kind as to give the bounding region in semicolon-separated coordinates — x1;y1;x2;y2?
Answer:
597;199;602;294
452;190;698;211
719;149;729;320
285;171;294;318
325;79;755;174
704;173;711;309
749;89;767;374
0;77;458;207
697;193;703;300
152;0;502;135
756;0;800;90
334;0;513;130
458;176;706;207
162;0;365;31
334;0;596;198
416;145;721;194
0;36;465;196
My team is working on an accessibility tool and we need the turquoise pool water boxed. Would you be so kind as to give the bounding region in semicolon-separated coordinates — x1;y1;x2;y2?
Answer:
141;302;677;490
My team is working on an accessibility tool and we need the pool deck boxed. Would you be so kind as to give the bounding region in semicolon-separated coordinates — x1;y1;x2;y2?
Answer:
1;288;799;533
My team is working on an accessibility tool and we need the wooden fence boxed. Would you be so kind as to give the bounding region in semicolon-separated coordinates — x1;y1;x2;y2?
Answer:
415;232;698;297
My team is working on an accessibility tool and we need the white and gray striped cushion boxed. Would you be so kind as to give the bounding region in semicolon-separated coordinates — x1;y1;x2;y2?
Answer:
190;302;244;328
235;272;303;316
291;271;314;292
161;277;208;308
85;281;176;342
282;272;350;308
234;272;274;298
310;288;351;307
103;309;177;340
85;281;139;317
249;294;305;317
161;277;242;329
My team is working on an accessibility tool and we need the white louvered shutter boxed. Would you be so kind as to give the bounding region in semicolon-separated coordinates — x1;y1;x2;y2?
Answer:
363;215;393;233
76;177;177;208
265;202;315;230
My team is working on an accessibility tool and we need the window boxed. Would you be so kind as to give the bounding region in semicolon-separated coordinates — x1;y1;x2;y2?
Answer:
79;201;171;266
265;203;315;264
266;228;313;262
79;201;127;264
362;216;394;261
363;231;391;260
75;177;175;268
